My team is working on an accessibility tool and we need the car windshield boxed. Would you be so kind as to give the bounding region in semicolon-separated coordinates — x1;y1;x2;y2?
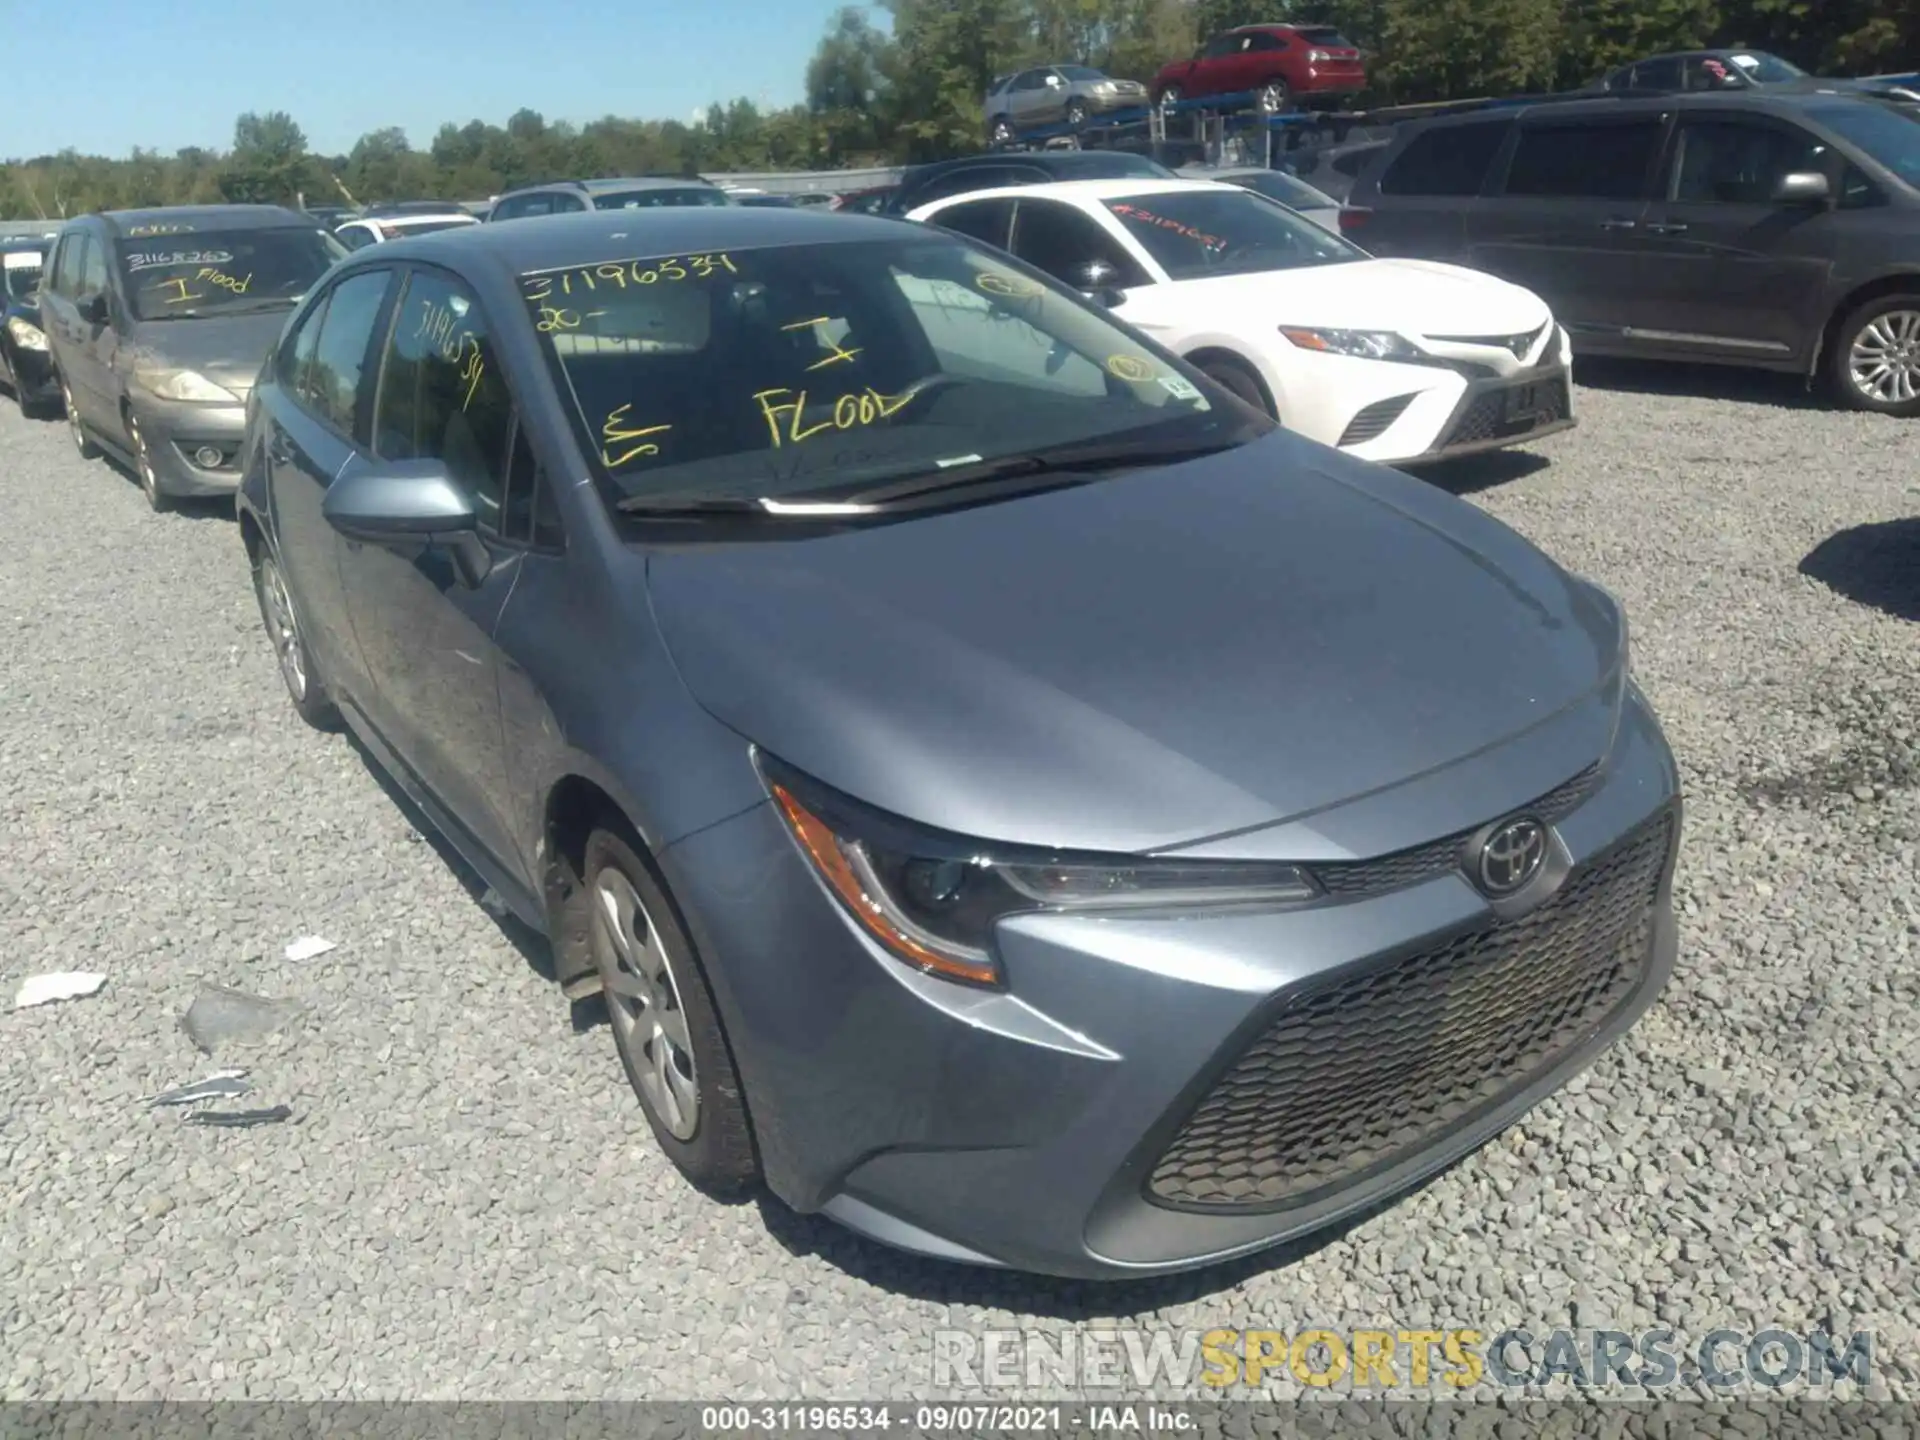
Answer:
1058;66;1107;82
1104;188;1363;280
1809;101;1920;187
522;234;1263;513
4;251;46;301
116;227;347;320
594;188;731;209
1225;170;1338;210
1726;51;1805;82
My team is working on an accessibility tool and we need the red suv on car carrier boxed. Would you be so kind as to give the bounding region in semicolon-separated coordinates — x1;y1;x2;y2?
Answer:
1152;24;1366;115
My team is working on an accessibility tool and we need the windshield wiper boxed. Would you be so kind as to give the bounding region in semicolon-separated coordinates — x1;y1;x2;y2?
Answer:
833;436;1245;507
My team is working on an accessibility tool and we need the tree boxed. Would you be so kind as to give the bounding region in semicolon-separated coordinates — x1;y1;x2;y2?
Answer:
218;110;313;204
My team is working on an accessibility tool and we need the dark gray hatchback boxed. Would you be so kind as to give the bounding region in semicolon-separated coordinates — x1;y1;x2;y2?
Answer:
238;207;1680;1279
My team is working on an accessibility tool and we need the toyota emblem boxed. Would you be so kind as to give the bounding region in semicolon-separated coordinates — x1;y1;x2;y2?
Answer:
1477;818;1546;896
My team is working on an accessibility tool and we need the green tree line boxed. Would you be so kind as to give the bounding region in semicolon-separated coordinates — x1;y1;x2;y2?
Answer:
4;0;1915;217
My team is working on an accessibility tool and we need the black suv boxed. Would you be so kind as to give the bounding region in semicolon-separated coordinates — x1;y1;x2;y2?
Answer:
1;225;61;416
1343;90;1920;414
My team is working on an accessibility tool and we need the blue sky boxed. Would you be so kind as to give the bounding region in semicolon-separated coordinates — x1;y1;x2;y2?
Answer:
10;0;865;160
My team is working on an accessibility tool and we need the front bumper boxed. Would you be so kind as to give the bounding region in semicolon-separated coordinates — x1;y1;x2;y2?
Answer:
125;392;247;496
661;684;1681;1279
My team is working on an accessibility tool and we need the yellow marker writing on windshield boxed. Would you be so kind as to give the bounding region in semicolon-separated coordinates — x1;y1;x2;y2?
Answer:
753;386;913;448
1106;354;1156;382
602;405;671;468
782;316;862;372
160;277;204;305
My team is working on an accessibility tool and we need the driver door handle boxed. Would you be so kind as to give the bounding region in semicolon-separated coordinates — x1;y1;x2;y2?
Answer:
1645;222;1689;236
1598;218;1639;231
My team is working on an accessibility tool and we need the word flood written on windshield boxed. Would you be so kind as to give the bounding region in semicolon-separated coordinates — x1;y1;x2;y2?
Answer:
521;253;737;302
753;386;913;448
413;299;487;411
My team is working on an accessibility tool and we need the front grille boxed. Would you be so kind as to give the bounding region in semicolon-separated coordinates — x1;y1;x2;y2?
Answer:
1147;809;1672;1212
1313;762;1601;901
1337;394;1415;447
1444;375;1570;449
1425;321;1552;360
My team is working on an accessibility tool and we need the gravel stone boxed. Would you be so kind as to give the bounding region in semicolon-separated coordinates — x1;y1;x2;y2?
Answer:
1;362;1915;1403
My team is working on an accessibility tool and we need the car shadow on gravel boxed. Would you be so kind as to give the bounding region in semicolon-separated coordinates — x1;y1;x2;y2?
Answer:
338;729;575;1009
755;1159;1472;1315
99;455;237;522
1801;518;1920;623
1571;356;1822;410
1405;451;1550;496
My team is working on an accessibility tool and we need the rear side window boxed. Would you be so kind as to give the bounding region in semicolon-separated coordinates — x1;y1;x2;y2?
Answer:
1379;120;1513;196
375;270;514;532
306;269;394;442
1295;27;1354;47
934;197;1016;249
276;291;330;398
1503;120;1665;200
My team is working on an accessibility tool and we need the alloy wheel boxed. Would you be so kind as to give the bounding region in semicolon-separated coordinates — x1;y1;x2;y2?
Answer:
1848;308;1920;406
128;414;160;503
1259;81;1291;114
63;384;87;454
257;554;308;703
594;867;700;1140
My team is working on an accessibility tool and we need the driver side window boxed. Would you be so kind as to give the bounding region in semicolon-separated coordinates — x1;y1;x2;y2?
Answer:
1007;199;1148;289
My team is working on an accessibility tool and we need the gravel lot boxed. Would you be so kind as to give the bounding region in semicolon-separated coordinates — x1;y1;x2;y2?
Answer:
2;366;1916;1403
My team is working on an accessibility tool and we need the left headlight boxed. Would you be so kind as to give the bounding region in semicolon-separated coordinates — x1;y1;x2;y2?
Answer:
5;316;47;351
763;756;1320;989
136;368;239;403
1280;326;1426;363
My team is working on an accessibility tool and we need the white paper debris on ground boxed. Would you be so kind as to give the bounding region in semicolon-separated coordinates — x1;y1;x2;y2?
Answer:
283;935;338;962
14;972;107;1009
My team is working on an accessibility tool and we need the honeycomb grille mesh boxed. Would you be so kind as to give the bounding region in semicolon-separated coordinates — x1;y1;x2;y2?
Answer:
1312;762;1602;901
1147;810;1672;1212
1444;375;1571;448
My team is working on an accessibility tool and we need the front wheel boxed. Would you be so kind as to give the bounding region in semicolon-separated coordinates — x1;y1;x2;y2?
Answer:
62;380;99;459
1066;99;1089;129
989;118;1014;146
1156;85;1182;117
1830;295;1920;417
252;547;339;729
1198;355;1277;421
586;826;758;1194
127;412;172;513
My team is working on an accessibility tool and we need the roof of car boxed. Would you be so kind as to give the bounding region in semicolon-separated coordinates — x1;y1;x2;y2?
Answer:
904;150;1170;183
1414;85;1881;127
362;206;919;276
498;176;721;200
92;204;310;236
913;177;1236;210
344;211;477;227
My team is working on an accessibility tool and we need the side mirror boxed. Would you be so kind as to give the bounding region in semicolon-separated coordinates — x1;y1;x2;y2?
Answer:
1773;170;1832;206
1070;259;1126;307
78;291;108;325
322;461;493;587
1046;74;1064;87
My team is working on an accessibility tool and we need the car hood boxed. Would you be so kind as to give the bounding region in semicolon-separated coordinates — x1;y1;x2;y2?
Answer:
648;433;1623;856
127;309;294;394
1155;258;1552;337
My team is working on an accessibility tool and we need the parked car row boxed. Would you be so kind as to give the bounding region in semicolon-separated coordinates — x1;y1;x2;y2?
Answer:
12;192;1682;1281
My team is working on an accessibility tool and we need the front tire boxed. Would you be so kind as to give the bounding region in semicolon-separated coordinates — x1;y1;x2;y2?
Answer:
1197;354;1278;421
1830;295;1920;417
62;379;99;458
127;411;172;513
585;826;758;1194
252;546;339;729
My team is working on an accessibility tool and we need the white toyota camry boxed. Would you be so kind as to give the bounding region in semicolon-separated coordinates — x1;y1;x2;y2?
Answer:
908;178;1576;466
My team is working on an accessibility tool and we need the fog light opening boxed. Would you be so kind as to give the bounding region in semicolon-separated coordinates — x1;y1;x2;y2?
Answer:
193;445;224;468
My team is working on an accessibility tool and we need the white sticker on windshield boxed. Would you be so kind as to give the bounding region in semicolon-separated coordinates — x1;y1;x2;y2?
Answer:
127;250;234;271
4;251;42;269
1159;374;1202;401
1730;53;1760;68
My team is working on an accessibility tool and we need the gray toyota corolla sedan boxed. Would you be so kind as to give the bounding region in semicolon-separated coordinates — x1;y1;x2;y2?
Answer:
237;207;1681;1279
38;205;346;511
